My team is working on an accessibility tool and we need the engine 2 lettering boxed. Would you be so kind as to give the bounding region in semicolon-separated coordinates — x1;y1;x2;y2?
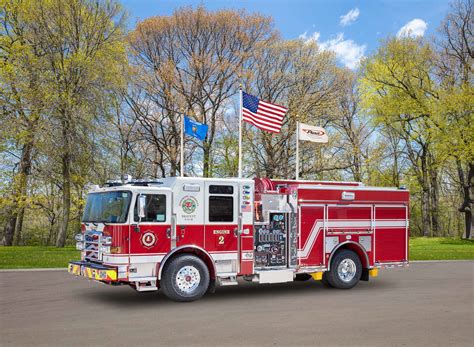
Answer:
213;230;230;235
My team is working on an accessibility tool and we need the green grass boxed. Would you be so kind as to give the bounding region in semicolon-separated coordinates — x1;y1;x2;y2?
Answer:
0;238;473;269
0;246;80;269
409;237;474;260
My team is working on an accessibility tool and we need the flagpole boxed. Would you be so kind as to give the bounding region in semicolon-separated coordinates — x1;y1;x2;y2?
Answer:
180;112;184;177
296;120;300;180
238;86;243;178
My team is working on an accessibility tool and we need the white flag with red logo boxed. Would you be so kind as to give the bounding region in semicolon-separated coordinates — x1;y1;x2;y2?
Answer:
298;122;328;143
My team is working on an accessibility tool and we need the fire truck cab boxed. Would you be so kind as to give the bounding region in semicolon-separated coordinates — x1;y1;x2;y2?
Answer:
69;176;409;302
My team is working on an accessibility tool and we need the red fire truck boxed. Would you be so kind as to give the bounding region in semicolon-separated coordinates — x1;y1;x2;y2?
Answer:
68;177;409;301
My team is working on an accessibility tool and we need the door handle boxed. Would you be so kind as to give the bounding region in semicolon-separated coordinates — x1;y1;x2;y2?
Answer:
166;228;171;239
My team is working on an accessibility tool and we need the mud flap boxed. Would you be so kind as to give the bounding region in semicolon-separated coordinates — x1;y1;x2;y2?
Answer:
206;279;216;294
361;268;369;281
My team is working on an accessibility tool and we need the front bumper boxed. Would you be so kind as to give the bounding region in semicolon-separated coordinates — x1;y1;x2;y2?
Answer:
68;261;117;281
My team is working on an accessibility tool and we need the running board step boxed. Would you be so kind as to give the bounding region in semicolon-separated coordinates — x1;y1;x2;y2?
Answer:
256;269;294;284
218;275;238;286
134;280;158;292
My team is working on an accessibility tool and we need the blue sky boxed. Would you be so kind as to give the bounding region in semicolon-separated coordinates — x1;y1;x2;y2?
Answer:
121;0;451;69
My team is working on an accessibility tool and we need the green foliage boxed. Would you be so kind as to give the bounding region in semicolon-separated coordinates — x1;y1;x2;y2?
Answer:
359;29;472;237
410;237;474;260
0;246;80;268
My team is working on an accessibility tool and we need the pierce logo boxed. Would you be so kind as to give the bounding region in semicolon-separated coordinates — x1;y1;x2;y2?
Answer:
141;232;156;248
303;128;326;136
181;196;198;214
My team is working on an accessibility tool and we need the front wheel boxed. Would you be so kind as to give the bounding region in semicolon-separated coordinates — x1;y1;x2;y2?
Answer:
161;254;210;302
326;249;362;289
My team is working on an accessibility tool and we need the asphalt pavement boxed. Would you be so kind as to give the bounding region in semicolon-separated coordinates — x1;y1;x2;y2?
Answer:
1;261;473;346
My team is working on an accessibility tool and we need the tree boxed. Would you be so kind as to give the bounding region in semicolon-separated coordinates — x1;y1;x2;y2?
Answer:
435;0;473;238
360;37;442;237
10;0;127;246
128;7;275;177
0;0;49;245
245;39;347;179
332;73;375;182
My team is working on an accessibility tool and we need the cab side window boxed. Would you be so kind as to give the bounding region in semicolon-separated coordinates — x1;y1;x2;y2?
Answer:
208;185;234;222
134;194;166;222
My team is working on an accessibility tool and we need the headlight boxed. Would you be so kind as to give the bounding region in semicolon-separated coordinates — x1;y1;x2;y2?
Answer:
75;233;84;242
100;245;111;253
76;242;84;250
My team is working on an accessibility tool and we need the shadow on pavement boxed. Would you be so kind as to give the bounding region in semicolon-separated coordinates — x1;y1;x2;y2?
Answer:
80;277;395;307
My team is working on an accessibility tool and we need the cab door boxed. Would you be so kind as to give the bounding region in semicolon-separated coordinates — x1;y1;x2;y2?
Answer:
204;182;239;272
130;192;172;260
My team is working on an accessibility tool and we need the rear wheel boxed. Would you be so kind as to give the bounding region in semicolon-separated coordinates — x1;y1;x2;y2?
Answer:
161;254;210;302
326;249;362;289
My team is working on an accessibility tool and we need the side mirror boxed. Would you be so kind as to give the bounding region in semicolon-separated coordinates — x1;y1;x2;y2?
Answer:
138;195;146;220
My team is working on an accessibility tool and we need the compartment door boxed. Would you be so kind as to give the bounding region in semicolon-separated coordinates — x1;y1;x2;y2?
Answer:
374;205;408;263
204;182;239;273
299;205;325;267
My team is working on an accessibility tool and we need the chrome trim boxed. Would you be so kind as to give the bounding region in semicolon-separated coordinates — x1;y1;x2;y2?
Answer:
171;214;177;249
157;245;217;280
323;204;327;266
337;258;357;282
175;265;201;293
405;205;409;262
298;205;301;267
327;231;373;235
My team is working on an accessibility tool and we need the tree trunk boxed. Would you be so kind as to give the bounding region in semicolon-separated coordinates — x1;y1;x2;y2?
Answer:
464;210;472;239
14;207;25;245
353;151;362;182
13;139;34;245
56;116;71;247
420;153;431;237
421;187;431;237
429;167;440;236
203;141;211;178
457;161;473;239
2;214;17;246
4;129;35;246
56;153;71;247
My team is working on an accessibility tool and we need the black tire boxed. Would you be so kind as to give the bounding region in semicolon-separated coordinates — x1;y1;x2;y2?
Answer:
326;249;362;289
321;272;333;288
161;254;210;302
294;273;312;281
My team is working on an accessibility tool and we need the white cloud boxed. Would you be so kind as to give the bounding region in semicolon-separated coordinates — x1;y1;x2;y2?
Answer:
397;19;428;38
299;31;320;41
299;31;366;70
340;8;360;26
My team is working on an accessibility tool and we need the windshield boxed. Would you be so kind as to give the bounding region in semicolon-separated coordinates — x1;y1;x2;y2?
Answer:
82;191;132;223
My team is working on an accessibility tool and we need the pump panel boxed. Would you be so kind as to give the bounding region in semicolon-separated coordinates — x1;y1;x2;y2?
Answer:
254;212;289;268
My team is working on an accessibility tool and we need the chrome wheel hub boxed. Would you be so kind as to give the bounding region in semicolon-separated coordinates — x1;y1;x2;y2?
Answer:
176;265;200;293
337;259;357;282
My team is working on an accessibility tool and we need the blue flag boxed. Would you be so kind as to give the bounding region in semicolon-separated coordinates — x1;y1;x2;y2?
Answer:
184;116;208;141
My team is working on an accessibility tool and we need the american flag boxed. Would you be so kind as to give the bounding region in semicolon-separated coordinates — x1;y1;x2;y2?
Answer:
242;91;288;133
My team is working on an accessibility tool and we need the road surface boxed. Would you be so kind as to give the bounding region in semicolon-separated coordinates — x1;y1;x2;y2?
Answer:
1;261;473;346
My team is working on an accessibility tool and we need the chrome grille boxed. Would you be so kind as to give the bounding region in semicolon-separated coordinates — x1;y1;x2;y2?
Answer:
84;230;103;262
